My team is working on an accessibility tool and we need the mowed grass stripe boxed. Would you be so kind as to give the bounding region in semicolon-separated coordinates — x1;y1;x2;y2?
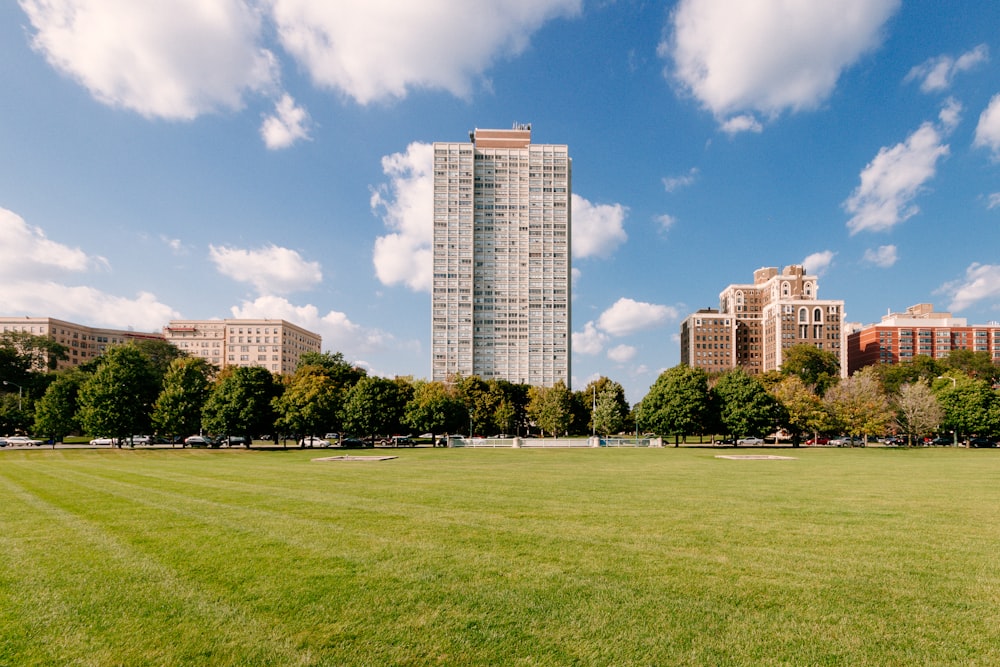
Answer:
0;467;318;666
1;447;999;665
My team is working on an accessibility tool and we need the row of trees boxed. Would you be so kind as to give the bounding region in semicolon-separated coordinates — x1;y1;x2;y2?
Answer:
1;334;631;445
3;331;998;447
636;345;1000;446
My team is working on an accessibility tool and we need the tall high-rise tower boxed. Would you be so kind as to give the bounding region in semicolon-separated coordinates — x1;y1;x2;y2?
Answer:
431;125;571;387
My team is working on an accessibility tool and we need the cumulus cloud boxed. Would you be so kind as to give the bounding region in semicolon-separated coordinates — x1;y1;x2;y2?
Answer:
230;295;405;359
986;193;1000;210
941;263;1000;312
0;208;176;329
260;94;311;149
20;0;278;120
607;344;636;363
575;298;677;357
905;44;989;93
209;244;322;295
0;207;103;278
597;298;677;337
862;245;898;268
663;167;699;193
720;114;763;135
974;93;1000;160
802;251;835;276
843;121;951;234
267;0;581;104
572;194;627;259
573;322;608;356
663;0;899;131
370;142;435;292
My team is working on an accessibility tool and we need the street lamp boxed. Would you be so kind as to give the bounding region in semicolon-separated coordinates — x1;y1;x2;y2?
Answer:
2;380;22;411
937;376;958;446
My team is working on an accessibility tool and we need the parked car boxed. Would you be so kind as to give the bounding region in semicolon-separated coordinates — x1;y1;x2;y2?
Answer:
0;437;6;447
128;435;152;446
340;437;367;449
830;436;864;447
714;437;736;445
225;435;251;447
184;435;214;448
736;437;764;446
89;436;117;446
805;437;830;446
381;435;415;447
969;437;996;448
5;436;44;446
929;436;954;447
299;436;330;448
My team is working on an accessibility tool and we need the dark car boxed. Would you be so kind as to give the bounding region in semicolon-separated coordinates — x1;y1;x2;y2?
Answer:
969;437;996;448
341;437;367;449
929;436;954;446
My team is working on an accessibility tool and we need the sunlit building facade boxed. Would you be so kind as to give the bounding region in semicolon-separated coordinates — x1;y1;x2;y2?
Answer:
431;125;571;386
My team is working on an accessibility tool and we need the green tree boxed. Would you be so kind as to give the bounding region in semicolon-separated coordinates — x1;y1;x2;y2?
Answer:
712;368;780;442
940;349;999;384
771;375;828;446
32;370;86;446
297;351;367;386
894;381;943;446
403;380;467;444
454;375;494;436
526;381;573;437
341;376;409;445
781;344;841;395
873;355;941;396
77;344;159;446
823;367;891;443
635;365;710;445
935;374;999;441
1;330;69;372
592;385;628;436
201;366;281;443
273;363;345;441
151;357;215;444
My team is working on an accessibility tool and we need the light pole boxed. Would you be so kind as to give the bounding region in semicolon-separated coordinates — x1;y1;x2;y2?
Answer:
937;376;958;446
2;380;22;411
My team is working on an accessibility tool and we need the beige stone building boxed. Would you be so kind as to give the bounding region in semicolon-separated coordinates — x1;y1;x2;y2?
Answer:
1;315;320;375
431;125;571;387
0;316;164;370
163;319;321;374
681;265;847;376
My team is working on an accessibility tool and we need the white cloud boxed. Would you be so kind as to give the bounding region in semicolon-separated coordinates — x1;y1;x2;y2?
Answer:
267;0;581;105
942;263;1000;312
664;0;899;129
663;167;699;192
573;322;609;356
572;194;628;259
862;245;898;268
370;142;435;292
655;214;677;233
720;114;762;135
843;122;950;234
607;344;636;363
0;207;103;278
905;44;989;93
20;0;278;120
209;244;321;295
230;295;405;359
161;236;184;254
802;251;835;276
597;298;677;337
974;93;1000;160
986;193;1000;210
260;94;311;149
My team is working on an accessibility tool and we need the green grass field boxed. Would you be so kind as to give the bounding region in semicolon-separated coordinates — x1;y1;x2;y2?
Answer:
1;446;998;666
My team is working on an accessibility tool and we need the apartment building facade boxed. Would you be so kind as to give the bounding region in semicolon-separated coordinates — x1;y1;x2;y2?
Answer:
1;315;320;374
431;125;571;387
0;316;164;370
846;303;1000;374
681;265;847;376
162;319;321;374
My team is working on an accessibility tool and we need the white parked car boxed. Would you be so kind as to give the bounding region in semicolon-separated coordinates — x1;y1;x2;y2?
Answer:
89;437;117;446
6;435;44;446
299;436;330;448
736;437;764;446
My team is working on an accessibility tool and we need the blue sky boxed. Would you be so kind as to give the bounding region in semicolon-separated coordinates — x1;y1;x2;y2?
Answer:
2;0;1000;404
